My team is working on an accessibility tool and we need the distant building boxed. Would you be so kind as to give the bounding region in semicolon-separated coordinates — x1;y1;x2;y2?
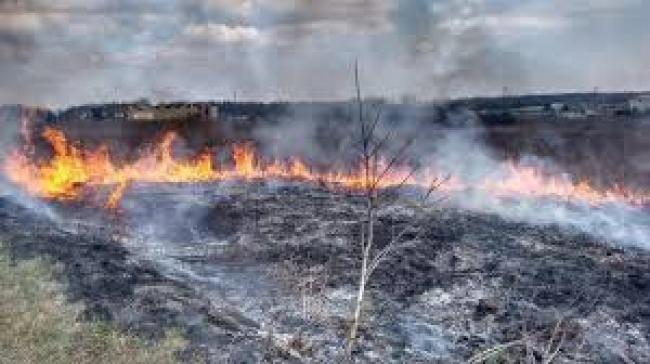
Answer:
630;94;650;114
551;103;588;119
55;102;219;123
128;107;156;121
581;103;599;117
598;103;629;116
208;104;219;119
510;105;546;115
127;103;219;122
114;110;127;119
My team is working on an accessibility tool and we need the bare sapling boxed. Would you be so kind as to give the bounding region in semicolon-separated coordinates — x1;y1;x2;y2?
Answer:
345;62;446;356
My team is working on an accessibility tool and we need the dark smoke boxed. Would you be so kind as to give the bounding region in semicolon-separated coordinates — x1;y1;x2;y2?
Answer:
0;31;35;62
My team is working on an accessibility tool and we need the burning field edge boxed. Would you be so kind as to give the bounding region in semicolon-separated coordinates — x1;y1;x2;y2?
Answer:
5;127;650;211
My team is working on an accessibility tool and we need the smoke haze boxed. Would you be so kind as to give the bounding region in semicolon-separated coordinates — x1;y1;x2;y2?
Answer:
0;0;649;106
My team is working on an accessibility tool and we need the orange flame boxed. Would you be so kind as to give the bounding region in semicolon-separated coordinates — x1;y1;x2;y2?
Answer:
3;127;649;209
2;128;411;208
480;163;650;206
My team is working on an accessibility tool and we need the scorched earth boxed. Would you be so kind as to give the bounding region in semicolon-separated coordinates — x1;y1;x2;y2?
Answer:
0;181;648;363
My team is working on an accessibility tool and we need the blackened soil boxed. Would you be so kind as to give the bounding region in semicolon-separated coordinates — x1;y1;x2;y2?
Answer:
198;186;650;362
0;197;276;363
1;183;649;363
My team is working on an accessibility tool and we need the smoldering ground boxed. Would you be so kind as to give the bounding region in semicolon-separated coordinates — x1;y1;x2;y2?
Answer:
237;100;650;250
8;172;646;363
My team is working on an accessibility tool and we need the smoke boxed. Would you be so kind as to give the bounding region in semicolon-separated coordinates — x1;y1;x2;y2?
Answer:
5;99;650;251
246;99;650;249
390;0;527;96
0;0;530;106
250;103;355;168
0;105;59;220
0;106;22;198
0;31;35;63
424;117;650;249
1;0;650;106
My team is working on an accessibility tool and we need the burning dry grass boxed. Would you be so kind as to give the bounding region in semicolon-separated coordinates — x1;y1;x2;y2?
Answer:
0;244;189;364
5;127;650;211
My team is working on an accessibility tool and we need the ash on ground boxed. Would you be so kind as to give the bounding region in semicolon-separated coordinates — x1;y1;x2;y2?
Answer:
1;182;648;363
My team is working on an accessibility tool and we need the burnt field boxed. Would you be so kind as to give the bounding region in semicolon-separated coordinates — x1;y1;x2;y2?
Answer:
1;0;650;360
1;180;649;363
2;102;650;362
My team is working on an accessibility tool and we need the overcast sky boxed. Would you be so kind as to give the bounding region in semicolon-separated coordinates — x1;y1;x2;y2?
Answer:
0;0;648;107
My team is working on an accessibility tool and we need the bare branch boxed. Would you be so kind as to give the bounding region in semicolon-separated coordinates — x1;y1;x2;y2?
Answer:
467;339;525;364
371;138;415;189
544;329;566;364
377;166;419;201
368;128;394;159
365;212;434;280
365;232;422;280
354;61;367;146
543;316;567;364
366;105;383;145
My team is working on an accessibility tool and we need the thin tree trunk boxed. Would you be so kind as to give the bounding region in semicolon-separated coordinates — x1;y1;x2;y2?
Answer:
348;192;375;355
347;60;377;356
347;250;367;355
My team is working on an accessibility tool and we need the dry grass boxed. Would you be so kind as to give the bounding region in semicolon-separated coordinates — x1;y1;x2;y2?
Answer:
0;245;189;364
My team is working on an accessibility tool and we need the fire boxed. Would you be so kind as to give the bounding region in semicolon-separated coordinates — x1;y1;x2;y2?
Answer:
4;128;109;200
480;163;650;206
233;144;257;176
3;127;649;209
3;128;217;207
2;127;410;208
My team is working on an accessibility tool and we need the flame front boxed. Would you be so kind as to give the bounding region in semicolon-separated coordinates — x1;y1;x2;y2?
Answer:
3;127;649;209
2;127;408;208
480;163;650;206
3;128;218;207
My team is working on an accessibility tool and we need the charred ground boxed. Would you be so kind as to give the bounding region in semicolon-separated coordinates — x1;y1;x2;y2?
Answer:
1;182;648;363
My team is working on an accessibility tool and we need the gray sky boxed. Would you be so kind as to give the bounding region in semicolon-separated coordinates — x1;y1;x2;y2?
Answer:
0;0;648;107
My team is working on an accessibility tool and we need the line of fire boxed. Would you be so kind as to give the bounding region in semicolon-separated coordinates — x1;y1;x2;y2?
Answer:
4;95;650;210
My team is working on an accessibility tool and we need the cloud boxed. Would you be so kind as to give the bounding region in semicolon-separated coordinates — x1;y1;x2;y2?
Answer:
0;12;67;62
268;0;393;32
0;32;34;62
0;13;45;32
0;0;178;14
184;23;268;44
0;0;647;106
442;14;569;35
